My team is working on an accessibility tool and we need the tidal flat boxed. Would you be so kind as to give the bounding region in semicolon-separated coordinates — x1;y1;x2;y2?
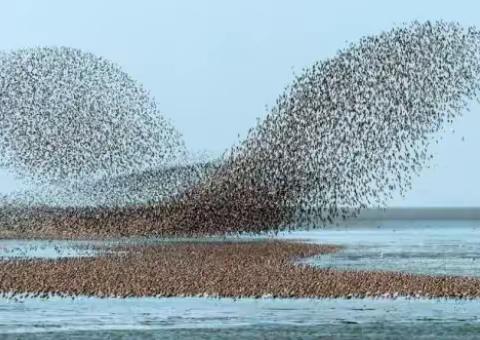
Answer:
0;220;479;338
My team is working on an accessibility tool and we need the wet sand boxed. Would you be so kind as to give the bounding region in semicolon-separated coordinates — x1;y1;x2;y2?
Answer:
1;240;480;299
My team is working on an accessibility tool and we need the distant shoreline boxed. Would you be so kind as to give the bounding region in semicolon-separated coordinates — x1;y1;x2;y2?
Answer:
355;207;480;220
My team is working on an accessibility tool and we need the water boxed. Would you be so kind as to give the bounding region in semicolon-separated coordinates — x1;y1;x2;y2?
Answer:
281;220;480;276
1;220;479;338
0;296;479;339
0;240;104;259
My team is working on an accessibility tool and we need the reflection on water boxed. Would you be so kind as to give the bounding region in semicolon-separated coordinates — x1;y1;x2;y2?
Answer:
0;296;479;338
0;240;104;259
280;220;480;276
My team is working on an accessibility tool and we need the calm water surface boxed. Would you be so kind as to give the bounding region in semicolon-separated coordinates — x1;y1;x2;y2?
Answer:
281;220;480;276
0;296;480;339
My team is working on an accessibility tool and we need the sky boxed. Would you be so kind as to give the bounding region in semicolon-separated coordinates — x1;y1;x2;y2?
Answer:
0;0;479;206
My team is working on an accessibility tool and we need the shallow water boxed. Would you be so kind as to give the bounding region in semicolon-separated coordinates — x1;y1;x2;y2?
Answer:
0;296;479;339
281;220;480;277
0;240;104;259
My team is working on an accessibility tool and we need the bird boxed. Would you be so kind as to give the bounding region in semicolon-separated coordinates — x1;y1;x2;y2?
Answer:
0;20;479;238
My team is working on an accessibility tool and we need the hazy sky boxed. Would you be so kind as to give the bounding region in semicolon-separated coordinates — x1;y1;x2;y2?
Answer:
0;0;479;206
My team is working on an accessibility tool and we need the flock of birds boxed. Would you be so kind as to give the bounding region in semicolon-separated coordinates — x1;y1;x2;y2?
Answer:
0;46;186;185
0;21;480;235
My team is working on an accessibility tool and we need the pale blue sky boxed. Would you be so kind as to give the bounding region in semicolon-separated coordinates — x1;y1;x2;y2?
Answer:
0;0;479;206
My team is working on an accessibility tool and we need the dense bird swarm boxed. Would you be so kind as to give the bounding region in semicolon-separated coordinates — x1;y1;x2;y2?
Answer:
0;47;186;185
0;21;480;237
1;241;480;299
